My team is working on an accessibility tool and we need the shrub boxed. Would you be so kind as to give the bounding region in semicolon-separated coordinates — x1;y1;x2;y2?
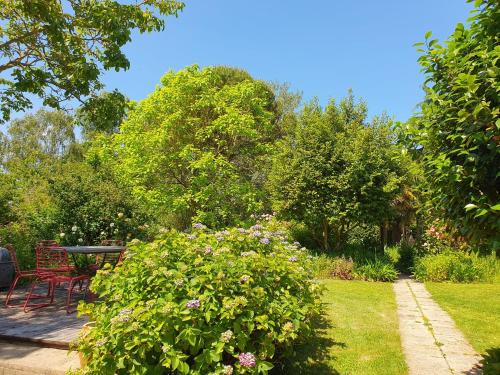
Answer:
384;242;417;274
313;255;355;280
313;252;397;282
413;251;499;283
76;223;322;374
383;245;400;265
329;256;355;280
354;259;398;282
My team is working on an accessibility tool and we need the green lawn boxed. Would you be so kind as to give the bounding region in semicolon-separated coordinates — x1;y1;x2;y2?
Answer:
425;283;500;354
274;280;407;375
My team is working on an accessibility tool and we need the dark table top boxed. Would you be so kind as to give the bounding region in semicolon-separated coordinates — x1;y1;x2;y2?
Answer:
63;246;125;254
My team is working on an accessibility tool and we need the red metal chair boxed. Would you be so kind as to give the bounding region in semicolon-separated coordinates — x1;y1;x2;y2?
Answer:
24;246;89;314
4;244;52;307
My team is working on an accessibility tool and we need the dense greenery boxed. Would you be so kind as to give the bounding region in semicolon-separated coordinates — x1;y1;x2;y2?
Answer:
0;109;148;267
95;65;281;229
414;251;499;282
406;0;500;246
0;0;184;122
77;221;322;374
0;1;499;374
268;94;406;251
313;247;399;282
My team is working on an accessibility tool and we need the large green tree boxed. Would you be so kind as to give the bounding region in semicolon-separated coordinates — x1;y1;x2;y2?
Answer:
408;0;499;245
268;94;405;251
0;0;184;122
94;65;281;229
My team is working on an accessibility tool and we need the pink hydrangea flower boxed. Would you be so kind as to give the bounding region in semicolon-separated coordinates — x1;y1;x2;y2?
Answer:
239;352;256;368
186;299;201;309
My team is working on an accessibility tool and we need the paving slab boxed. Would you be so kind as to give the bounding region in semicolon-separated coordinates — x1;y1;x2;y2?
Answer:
393;277;482;375
0;340;80;375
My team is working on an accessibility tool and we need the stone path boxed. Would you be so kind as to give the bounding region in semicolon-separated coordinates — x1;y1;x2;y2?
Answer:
393;277;482;375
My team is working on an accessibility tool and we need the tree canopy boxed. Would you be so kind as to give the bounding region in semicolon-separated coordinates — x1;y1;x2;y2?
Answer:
407;0;499;246
95;65;280;229
268;94;406;251
0;0;184;122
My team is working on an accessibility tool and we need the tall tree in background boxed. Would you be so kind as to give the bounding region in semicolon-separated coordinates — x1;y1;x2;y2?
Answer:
93;65;283;229
0;0;184;122
268;94;406;251
408;0;499;246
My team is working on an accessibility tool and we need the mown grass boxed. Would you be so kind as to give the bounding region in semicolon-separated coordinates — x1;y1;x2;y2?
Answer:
425;283;500;354
274;280;407;375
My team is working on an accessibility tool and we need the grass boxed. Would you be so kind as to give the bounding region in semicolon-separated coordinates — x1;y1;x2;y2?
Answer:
425;283;500;354
274;280;407;375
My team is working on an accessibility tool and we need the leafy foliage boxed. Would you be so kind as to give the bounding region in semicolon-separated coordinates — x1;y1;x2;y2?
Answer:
268;93;405;251
407;0;500;245
354;259;398;282
0;0;184;121
313;246;399;282
76;222;322;374
0;109;147;267
76;90;130;137
413;250;499;282
97;65;279;229
48;161;151;245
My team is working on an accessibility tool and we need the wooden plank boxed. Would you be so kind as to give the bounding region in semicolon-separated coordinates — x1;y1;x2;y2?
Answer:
0;287;87;348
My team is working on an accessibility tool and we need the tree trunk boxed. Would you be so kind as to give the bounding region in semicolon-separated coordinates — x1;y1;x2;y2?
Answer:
322;219;329;252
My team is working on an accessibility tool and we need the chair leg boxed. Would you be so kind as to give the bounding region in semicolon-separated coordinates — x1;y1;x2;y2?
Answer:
5;275;20;307
67;278;89;314
23;278;53;313
66;280;77;314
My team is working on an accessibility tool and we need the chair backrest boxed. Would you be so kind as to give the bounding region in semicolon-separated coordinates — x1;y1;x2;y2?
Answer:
35;246;71;273
100;239;124;246
37;240;59;247
4;244;21;275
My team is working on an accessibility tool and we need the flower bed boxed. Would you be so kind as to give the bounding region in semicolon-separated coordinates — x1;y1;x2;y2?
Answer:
75;222;322;374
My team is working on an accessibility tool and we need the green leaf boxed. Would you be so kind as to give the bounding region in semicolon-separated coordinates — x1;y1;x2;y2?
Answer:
474;209;488;218
490;204;500;211
464;203;478;211
258;361;274;371
425;30;432;39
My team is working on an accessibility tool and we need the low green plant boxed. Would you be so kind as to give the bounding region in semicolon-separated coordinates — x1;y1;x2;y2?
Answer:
384;242;417;274
384;246;401;265
76;222;322;374
413;251;499;283
313;252;397;282
354;259;398;282
329;256;355;280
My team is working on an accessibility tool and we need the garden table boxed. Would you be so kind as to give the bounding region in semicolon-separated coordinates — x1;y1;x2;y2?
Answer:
63;246;125;271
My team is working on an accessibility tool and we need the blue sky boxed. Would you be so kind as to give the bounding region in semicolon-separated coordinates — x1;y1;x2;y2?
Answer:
37;1;476;123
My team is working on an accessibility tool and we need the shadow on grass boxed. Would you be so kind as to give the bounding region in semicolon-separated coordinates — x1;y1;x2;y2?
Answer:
480;347;500;375
272;310;344;375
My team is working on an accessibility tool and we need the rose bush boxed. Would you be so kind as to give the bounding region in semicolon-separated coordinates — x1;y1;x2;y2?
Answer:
75;221;322;374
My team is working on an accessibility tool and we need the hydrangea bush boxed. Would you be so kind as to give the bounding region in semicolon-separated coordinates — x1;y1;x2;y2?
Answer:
76;221;322;374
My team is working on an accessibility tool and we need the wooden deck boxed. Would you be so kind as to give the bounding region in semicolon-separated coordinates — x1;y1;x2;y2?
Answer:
0;286;87;349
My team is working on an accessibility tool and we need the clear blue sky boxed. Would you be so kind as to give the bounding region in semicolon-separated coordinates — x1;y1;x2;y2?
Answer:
49;1;477;122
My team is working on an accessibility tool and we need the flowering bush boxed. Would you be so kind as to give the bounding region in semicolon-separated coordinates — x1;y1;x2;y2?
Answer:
75;222;322;374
